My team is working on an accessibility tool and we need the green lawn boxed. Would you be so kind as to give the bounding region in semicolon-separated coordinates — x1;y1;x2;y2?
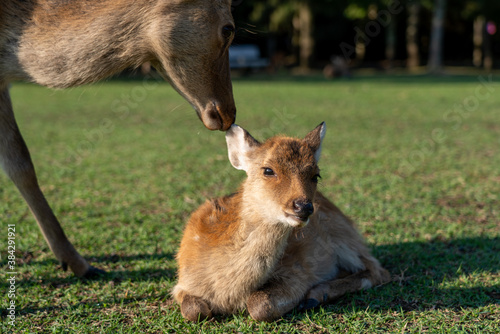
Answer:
1;74;499;333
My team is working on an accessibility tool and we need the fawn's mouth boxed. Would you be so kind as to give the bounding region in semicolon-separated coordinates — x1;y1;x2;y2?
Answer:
284;212;310;227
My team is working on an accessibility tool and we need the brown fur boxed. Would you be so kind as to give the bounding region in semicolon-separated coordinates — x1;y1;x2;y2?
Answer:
0;0;236;277
173;123;390;321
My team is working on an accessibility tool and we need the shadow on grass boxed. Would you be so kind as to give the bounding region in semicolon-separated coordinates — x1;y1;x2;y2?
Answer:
0;252;177;287
326;235;500;313
3;237;498;317
205;235;500;323
2;296;174;318
0;252;178;316
378;236;500;276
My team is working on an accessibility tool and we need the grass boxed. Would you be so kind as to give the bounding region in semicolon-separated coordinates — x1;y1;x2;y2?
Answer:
1;73;499;333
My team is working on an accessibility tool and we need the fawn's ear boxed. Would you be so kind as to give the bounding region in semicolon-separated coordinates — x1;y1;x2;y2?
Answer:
225;124;260;171
304;122;326;163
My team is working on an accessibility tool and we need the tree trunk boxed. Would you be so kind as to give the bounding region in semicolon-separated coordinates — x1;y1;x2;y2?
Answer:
484;22;493;71
297;1;313;69
385;15;396;68
428;0;447;74
406;3;420;70
473;16;485;67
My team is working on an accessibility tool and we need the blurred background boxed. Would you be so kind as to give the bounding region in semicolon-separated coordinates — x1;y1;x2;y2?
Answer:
225;0;500;76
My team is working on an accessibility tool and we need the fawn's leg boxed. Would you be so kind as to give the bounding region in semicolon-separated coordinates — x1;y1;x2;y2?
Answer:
246;270;315;322
0;84;102;277
304;257;390;307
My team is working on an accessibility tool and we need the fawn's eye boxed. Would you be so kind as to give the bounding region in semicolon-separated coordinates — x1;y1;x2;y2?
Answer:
312;174;321;183
222;25;235;41
263;168;276;177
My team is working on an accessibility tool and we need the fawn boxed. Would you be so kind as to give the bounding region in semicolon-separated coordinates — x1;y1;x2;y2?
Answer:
173;123;390;321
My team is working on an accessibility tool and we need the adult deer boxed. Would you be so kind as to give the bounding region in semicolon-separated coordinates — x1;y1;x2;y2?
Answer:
173;123;391;322
0;0;236;277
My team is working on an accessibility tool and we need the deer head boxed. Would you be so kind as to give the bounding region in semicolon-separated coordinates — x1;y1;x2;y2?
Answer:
150;0;236;131
226;123;326;227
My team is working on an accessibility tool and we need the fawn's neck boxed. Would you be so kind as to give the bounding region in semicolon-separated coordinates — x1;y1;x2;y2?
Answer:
232;185;294;288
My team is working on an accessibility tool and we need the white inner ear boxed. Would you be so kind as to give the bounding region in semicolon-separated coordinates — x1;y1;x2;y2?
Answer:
314;123;326;163
225;124;252;171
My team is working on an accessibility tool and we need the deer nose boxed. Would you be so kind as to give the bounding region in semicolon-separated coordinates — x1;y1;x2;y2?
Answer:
293;200;314;219
200;102;236;131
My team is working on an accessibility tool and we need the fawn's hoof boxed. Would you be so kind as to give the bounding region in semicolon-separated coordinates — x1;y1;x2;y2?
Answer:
378;268;392;285
181;295;212;322
298;298;320;311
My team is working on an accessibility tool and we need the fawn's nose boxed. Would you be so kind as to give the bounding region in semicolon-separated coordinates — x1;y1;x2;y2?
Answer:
293;200;314;220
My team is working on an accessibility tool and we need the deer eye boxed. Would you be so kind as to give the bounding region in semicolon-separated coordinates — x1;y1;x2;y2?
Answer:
222;25;235;40
312;174;321;183
263;168;276;177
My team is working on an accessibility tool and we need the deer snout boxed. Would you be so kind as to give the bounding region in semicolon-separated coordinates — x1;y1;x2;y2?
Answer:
200;101;236;131
293;199;314;220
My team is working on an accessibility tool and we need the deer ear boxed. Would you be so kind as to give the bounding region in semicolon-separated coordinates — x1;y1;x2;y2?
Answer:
225;124;260;171
304;122;326;163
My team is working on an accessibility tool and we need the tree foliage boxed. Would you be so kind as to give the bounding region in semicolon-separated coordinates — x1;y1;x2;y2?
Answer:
231;0;500;68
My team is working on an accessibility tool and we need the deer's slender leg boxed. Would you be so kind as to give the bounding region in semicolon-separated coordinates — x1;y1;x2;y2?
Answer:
304;270;373;306
247;256;390;322
304;257;390;307
0;84;102;277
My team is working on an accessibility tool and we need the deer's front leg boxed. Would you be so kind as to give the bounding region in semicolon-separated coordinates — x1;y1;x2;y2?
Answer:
0;85;102;277
247;289;297;322
247;275;310;322
174;289;212;322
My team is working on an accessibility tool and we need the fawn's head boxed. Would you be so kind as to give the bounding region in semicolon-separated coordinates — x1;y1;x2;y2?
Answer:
151;0;236;131
226;123;326;227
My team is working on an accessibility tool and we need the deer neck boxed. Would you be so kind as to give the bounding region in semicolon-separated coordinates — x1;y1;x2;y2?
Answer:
234;183;294;286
